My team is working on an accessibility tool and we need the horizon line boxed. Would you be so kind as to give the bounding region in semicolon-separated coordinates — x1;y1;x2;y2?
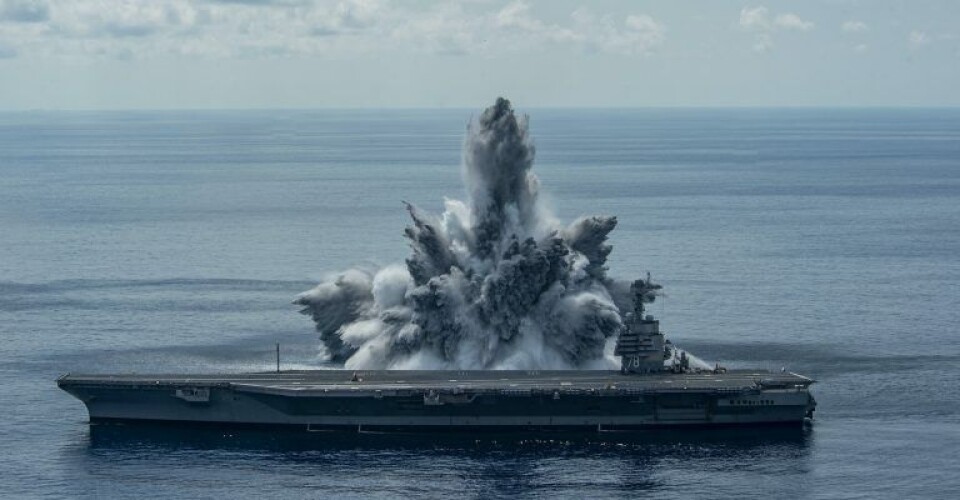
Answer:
3;104;960;113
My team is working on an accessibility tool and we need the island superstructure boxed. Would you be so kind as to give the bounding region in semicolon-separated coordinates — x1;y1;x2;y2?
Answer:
58;276;817;431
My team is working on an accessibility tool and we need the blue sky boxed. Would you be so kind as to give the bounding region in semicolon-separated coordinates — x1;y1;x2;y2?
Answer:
0;0;957;109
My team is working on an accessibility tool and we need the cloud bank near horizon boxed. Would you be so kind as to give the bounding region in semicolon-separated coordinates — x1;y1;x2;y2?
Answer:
0;0;667;59
0;1;957;109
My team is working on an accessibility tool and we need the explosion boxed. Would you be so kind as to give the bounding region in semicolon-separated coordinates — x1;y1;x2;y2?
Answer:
295;98;647;370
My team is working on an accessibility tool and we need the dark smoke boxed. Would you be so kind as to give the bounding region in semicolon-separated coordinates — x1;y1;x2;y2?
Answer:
295;98;641;370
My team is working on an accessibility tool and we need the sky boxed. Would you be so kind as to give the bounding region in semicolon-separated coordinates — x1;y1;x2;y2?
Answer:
0;0;958;110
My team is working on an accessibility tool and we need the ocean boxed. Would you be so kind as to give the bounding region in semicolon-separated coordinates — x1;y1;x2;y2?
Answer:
0;108;957;499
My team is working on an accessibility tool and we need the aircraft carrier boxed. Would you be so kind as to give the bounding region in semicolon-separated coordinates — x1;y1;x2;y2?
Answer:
58;279;817;431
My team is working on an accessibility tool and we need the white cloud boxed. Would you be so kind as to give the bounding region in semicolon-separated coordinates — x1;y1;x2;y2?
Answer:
495;1;546;32
490;2;664;55
308;0;384;36
773;13;813;31
739;6;770;31
854;43;868;53
390;3;480;55
495;1;577;43
909;30;931;47
208;0;306;5
0;0;667;60
739;6;813;52
569;8;665;55
51;1;199;39
626;14;665;39
740;6;813;32
841;20;867;33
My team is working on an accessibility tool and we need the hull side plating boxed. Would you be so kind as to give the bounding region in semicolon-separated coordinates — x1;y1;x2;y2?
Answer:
59;370;816;430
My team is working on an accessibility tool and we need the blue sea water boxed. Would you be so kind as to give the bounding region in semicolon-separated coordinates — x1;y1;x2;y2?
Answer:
0;108;958;499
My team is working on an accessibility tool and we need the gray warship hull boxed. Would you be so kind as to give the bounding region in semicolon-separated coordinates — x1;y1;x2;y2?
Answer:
58;369;816;430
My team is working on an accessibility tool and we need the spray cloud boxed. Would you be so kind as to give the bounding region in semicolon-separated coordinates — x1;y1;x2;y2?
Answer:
295;98;643;370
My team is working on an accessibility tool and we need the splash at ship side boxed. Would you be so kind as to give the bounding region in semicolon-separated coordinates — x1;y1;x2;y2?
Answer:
295;98;700;371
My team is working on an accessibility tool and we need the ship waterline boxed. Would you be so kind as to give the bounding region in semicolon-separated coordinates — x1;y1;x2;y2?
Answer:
57;369;816;430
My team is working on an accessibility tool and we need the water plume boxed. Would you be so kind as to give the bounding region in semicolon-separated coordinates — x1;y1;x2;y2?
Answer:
295;98;646;370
